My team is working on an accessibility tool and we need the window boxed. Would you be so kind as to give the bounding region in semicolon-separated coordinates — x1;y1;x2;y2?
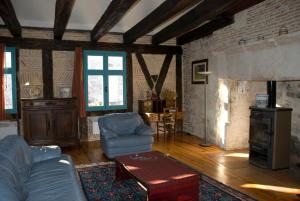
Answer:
83;51;127;111
4;47;17;114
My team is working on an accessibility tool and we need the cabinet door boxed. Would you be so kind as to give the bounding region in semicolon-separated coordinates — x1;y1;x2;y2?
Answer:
24;110;53;145
52;109;78;146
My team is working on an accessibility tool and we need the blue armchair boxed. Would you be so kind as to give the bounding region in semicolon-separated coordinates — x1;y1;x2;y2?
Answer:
98;112;154;158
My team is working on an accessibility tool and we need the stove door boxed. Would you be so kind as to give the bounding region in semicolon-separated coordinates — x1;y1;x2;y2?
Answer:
249;112;273;149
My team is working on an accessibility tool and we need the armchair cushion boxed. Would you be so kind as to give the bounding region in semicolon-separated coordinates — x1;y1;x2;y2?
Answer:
30;146;62;163
99;112;144;135
100;128;118;140
135;124;153;136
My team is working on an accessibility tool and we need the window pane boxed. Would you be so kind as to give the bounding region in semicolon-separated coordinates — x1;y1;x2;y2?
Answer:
5;52;11;68
4;74;13;109
88;55;103;70
109;76;124;106
88;75;104;107
108;56;123;70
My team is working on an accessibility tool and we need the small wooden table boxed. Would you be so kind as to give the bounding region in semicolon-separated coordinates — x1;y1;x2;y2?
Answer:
115;151;199;201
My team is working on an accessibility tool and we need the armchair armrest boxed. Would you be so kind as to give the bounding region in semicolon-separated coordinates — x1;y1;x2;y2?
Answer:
135;124;153;136
100;128;118;140
30;145;62;163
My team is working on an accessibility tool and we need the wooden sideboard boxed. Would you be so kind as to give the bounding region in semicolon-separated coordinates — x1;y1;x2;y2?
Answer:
22;98;79;147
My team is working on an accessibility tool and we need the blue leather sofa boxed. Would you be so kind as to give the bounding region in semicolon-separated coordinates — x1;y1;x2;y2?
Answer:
98;112;154;158
0;135;86;201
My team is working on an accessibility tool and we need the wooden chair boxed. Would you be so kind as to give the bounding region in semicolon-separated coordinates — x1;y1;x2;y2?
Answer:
156;107;177;141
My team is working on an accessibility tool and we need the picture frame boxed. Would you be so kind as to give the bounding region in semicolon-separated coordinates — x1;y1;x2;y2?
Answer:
191;59;208;84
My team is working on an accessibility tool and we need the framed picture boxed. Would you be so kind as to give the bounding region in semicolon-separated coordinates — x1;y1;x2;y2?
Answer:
191;59;208;84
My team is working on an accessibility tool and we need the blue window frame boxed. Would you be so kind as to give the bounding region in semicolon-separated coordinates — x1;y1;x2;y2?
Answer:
83;50;127;111
4;47;17;114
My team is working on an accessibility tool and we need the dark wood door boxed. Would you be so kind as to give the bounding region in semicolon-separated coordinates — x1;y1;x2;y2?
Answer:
52;109;79;146
24;110;53;145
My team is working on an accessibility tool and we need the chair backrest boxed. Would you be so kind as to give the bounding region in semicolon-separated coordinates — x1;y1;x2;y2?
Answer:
99;112;144;135
162;107;177;122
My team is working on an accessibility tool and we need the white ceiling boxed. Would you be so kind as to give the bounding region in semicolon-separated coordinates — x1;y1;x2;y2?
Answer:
2;0;182;34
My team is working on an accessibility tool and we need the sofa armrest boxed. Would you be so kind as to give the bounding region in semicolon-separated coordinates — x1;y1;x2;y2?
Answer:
30;145;62;163
100;128;118;140
135;124;153;136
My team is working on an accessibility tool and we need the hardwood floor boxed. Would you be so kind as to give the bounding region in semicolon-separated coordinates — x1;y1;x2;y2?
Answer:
63;133;300;201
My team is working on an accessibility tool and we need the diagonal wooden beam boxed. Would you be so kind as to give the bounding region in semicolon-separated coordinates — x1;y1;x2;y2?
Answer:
155;54;173;96
54;0;76;40
177;15;234;45
123;0;201;44
91;0;139;42
0;0;21;37
135;53;154;90
152;0;239;44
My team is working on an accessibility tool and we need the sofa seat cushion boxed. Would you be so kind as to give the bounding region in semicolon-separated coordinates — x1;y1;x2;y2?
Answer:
0;156;28;201
0;135;32;183
25;155;85;201
106;135;153;148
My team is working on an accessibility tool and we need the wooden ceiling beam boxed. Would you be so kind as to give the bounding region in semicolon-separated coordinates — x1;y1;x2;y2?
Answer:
225;0;265;15
0;0;21;38
91;0;139;42
176;0;265;45
54;0;76;40
123;0;202;44
177;15;234;45
0;36;182;54
152;0;239;45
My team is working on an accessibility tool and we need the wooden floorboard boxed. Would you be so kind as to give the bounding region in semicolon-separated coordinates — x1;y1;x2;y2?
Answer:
63;133;300;201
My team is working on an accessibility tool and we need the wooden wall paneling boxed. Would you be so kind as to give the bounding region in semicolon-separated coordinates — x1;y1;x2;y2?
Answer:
176;54;182;110
126;51;133;111
42;48;53;98
135;53;154;90
155;54;173;96
0;0;21;37
54;0;76;40
152;0;238;44
91;0;139;41
123;0;202;44
0;36;182;54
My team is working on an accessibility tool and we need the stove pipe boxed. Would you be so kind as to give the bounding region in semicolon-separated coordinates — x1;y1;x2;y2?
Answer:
267;81;276;108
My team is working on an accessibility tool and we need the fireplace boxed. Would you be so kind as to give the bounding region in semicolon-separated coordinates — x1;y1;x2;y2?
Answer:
249;81;292;169
249;107;292;169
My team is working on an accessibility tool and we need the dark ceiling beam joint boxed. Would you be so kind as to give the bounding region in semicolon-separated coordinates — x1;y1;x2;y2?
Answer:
0;0;22;38
176;14;234;45
54;0;76;40
91;0;139;42
123;0;202;44
152;0;240;45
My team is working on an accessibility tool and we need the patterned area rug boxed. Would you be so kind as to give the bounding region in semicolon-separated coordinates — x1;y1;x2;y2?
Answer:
76;162;256;201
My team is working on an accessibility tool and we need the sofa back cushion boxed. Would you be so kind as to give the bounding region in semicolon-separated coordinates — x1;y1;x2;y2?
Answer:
99;112;143;135
0;135;32;183
0;155;28;201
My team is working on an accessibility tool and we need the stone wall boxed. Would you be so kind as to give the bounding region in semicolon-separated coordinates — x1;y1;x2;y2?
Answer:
182;0;300;173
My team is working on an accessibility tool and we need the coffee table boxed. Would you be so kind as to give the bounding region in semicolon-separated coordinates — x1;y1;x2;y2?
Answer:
115;151;199;201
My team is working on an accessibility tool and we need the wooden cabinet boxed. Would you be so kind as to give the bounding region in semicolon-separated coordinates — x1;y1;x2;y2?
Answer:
22;98;79;147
